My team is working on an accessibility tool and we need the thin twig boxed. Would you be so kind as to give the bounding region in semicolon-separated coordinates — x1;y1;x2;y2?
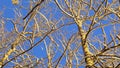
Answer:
23;0;44;20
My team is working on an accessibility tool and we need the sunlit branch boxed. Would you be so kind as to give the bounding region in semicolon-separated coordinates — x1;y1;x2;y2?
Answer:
54;0;74;18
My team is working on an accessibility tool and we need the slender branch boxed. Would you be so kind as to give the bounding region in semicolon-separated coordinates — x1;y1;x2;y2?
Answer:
54;0;74;18
23;0;44;20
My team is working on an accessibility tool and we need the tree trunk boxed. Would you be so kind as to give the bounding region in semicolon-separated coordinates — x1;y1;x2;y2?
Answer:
75;18;94;67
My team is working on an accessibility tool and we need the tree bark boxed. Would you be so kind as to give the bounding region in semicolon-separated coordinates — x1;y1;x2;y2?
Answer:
75;18;94;67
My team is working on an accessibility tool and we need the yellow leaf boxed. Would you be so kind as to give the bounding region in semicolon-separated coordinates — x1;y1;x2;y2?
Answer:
12;0;19;5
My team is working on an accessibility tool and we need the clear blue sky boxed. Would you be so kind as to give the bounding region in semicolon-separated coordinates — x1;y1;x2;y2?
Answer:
1;0;120;68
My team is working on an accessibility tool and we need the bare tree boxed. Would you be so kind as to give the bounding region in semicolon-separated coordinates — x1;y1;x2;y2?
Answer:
0;0;120;68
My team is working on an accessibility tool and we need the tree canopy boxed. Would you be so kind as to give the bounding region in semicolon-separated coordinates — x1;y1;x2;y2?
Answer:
0;0;120;68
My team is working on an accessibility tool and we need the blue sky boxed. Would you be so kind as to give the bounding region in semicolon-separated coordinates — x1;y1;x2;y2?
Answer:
1;0;120;68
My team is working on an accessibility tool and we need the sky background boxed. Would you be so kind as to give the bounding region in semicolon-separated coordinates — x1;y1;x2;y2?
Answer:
0;0;120;68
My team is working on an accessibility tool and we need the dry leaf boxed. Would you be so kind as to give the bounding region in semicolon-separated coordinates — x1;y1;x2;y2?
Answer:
12;0;19;5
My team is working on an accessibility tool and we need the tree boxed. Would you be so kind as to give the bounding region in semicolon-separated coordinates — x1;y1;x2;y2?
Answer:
0;0;120;68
